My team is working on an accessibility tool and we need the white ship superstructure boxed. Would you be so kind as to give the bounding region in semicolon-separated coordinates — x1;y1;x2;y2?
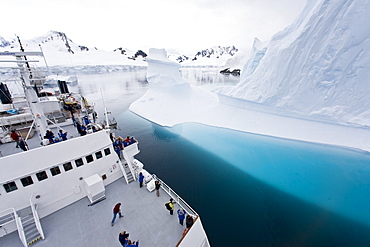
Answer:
0;41;209;246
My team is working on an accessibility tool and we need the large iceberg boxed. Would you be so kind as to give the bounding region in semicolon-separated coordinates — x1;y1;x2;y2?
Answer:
216;0;370;127
130;0;370;152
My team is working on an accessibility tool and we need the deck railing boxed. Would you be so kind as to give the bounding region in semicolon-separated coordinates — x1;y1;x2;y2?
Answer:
151;174;198;217
0;207;27;247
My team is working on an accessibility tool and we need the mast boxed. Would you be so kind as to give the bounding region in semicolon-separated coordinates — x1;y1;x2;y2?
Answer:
0;37;49;139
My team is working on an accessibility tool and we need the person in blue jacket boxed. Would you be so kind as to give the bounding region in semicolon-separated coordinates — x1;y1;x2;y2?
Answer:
58;129;68;141
139;172;144;188
177;208;186;225
125;240;139;247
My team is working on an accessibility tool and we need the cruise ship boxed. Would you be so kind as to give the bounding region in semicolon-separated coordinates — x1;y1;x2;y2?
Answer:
0;43;209;247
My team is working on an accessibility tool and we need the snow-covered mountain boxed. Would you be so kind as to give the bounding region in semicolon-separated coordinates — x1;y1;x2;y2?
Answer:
215;0;370;128
167;46;242;67
0;31;148;68
0;31;243;69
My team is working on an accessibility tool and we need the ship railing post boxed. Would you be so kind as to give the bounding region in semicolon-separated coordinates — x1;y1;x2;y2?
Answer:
13;208;27;247
29;194;45;239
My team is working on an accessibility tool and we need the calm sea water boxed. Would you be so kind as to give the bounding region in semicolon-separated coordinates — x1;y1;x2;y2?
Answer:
51;69;370;246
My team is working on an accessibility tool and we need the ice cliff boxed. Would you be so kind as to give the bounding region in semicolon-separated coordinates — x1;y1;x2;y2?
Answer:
131;0;370;152
215;0;370;127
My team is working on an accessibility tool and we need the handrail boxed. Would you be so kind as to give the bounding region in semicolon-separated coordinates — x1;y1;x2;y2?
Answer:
0;207;27;247
151;174;198;217
30;194;45;239
175;215;200;247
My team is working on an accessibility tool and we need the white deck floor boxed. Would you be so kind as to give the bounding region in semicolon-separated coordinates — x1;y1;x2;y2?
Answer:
0;125;187;247
0;177;186;247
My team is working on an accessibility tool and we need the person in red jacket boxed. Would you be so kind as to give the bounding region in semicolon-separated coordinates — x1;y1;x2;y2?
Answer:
10;130;20;148
111;203;123;226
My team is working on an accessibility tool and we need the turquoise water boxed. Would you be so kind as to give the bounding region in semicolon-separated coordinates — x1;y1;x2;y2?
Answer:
70;71;370;246
117;111;370;247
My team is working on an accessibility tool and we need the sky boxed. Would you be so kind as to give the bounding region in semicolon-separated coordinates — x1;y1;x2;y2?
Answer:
1;0;306;54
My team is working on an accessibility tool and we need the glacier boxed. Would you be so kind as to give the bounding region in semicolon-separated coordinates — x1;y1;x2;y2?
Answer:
130;0;370;153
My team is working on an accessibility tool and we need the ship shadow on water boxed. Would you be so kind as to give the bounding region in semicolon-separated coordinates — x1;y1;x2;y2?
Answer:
132;123;370;247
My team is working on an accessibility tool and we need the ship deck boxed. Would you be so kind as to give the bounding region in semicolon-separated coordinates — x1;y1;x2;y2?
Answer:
0;125;187;247
0;173;186;247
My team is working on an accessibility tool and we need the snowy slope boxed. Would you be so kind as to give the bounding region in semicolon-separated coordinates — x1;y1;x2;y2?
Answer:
0;31;147;67
215;0;370;127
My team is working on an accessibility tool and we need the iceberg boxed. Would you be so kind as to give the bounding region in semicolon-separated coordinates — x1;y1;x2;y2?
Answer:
130;0;370;153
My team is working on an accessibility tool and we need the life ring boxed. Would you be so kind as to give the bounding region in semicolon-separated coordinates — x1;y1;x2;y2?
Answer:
65;96;77;105
182;228;188;237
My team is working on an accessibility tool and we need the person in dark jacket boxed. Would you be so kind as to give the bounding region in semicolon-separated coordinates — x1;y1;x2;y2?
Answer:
19;139;28;151
155;180;161;197
45;130;54;144
111;203;123;226
118;231;129;246
186;215;194;228
139;172;144;188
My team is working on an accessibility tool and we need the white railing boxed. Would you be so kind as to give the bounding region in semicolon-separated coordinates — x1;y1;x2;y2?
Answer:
151;174;198;217
30;195;45;239
151;174;210;247
0;207;27;247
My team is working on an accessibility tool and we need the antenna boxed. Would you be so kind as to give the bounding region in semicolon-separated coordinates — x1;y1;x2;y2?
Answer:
100;88;110;128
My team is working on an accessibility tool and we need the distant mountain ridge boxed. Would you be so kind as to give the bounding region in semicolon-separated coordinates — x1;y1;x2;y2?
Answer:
0;31;242;67
171;46;238;63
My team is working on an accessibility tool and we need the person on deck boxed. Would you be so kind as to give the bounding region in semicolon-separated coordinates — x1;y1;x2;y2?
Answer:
18;139;28;151
111;203;124;226
155;180;161;197
177;208;186;225
139;172;144;188
129;136;137;144
114;145;121;159
58;129;68;141
125;240;139;247
186;215;194;228
118;231;129;246
168;198;176;215
45;130;54;144
80;125;87;136
10;130;20;148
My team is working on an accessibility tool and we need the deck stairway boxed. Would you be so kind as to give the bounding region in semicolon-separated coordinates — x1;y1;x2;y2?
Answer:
120;142;140;184
124;165;135;183
21;212;41;245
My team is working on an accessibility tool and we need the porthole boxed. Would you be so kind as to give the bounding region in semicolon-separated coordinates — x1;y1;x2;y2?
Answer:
3;181;18;193
20;176;34;187
95;151;103;159
104;148;111;156
86;154;94;163
75;158;84;167
50;166;61;176
63;162;73;172
36;171;48;181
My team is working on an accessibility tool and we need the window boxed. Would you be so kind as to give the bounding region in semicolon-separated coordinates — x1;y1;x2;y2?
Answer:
95;151;103;159
86;154;94;163
63;162;73;172
21;176;34;187
36;171;48;181
104;148;111;156
3;181;18;193
75;158;84;167
50;166;61;176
